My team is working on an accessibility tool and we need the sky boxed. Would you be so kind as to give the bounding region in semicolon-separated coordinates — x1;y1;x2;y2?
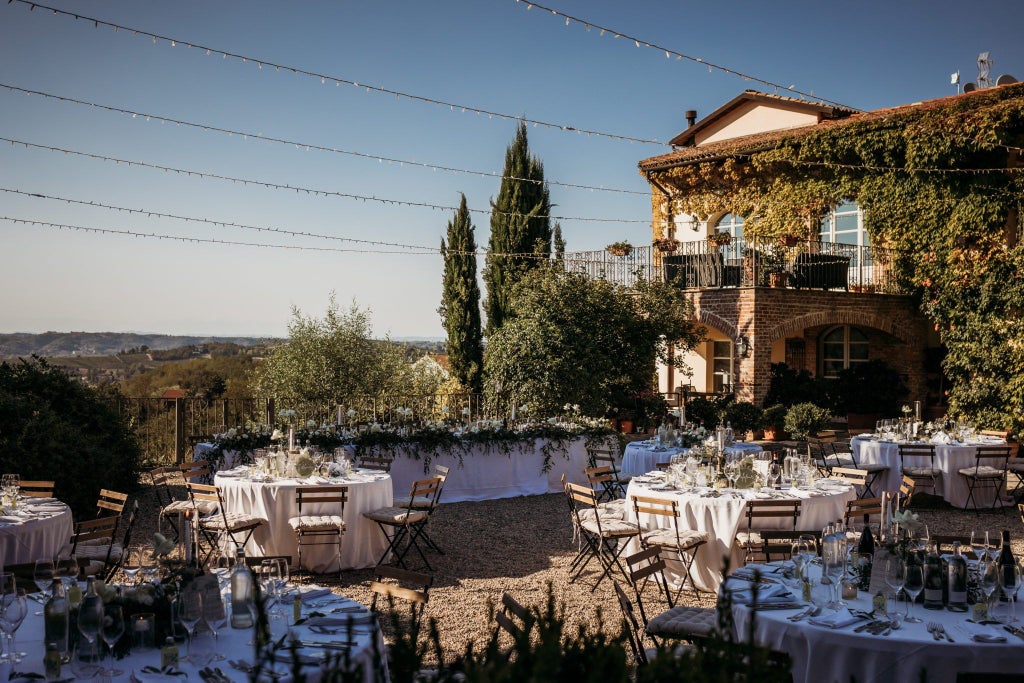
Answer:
2;0;1023;340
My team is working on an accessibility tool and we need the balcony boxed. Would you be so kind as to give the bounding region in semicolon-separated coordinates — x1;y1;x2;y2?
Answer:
562;238;904;294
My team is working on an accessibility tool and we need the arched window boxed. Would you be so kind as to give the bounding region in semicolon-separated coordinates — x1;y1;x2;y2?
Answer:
714;213;744;240
819;201;869;247
821;325;869;378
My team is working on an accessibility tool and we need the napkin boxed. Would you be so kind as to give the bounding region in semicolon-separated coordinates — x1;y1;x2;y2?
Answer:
930;432;953;445
724;579;790;605
305;612;374;626
959;621;1007;642
285;586;333;603
0;515;23;524
808;613;865;629
131;671;183;683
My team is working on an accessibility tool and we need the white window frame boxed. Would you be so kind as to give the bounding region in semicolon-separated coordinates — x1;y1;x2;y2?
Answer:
820;325;869;378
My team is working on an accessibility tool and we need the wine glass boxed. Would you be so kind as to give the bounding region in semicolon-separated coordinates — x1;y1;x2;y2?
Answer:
77;587;103;664
178;591;204;662
54;552;79;589
34;558;55;598
1001;563;1022;623
272;557;290;595
980;557;1000;619
0;587;27;663
799;534;818;569
99;603;124;677
790;540;808;581
121;546;143;585
903;563;925;623
260;560;283;619
884;555;906;617
914;524;930;553
823;544;844;610
970;530;988;564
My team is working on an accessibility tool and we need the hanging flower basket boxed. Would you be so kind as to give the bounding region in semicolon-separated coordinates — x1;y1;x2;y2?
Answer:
708;232;732;246
652;237;680;253
780;233;801;247
606;241;634;257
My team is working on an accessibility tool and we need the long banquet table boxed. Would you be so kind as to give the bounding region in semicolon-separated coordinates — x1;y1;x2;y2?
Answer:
729;563;1022;683
625;476;856;592
621;440;763;478
215;470;392;571
850;435;1008;508
0;497;73;566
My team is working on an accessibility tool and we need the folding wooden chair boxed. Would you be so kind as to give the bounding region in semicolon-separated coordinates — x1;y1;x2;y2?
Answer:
624;548;717;644
69;516;121;579
185;482;266;568
289;485;347;575
565;481;639;591
363;477;439;571
843;496;886;532
409;464;449;553
147;466;188;542
489;592;534;660
806;433;853;476
832;440;888;497
96;489;128;517
369;565;432;634
959;445;1011;511
898;443;940;497
735;499;801;564
19;480;55;498
586;446;630;498
586;465;630;511
897;474;916;511
630;494;708;601
357;453;394;473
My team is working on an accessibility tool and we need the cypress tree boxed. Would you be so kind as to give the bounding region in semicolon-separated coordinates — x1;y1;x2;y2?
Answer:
552;223;565;265
439;194;483;392
483;123;551;335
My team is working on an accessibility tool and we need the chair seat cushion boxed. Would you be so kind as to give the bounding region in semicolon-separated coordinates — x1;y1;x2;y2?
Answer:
905;467;941;477
642;528;708;551
162;500;213;516
76;542;123;561
362;507;428;525
646;606;718;639
578;505;625;523
857;463;889;473
734;531;762;547
408;495;434;510
826;455;857;468
289;515;345;531
959;466;1005;478
1007;460;1024;472
580;517;639;538
200;512;265;532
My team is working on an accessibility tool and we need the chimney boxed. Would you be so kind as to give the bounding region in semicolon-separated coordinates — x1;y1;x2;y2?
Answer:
685;110;698;128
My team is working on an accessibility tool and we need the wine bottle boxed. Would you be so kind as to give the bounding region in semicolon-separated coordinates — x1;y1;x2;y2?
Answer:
230;546;254;628
946;542;968;612
43;579;69;661
923;543;944;610
999;529;1016;602
857;518;875;591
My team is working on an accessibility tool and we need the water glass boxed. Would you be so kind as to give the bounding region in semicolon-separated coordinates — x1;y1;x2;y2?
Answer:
903;563;924;623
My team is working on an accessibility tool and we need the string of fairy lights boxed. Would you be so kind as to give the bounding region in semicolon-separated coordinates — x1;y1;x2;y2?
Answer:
0;83;648;196
4;0;664;145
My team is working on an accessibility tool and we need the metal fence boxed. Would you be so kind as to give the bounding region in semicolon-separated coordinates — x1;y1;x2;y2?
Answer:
563;239;904;294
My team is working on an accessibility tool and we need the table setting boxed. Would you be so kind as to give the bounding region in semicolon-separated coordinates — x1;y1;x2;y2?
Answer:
0;474;74;567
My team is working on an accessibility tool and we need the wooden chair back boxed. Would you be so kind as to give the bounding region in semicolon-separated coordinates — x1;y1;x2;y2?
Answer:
630;494;678;521
831;467;867;487
96;489;128;516
19;480;55;498
71;515;120;547
744;499;802;529
973;445;1012;472
358;454;394;472
566;481;599;509
179;460;212;482
369;565;432;630
624;546;674;619
585;465;617;489
295;485;348;514
844;495;886;527
898;443;936;460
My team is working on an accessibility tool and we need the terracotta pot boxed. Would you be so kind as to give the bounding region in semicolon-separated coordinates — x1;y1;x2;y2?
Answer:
763;426;789;441
780;234;800;247
769;271;787;288
608;418;620;431
619;419;634;434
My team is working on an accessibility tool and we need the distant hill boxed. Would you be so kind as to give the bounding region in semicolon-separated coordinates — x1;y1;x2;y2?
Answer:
0;332;270;358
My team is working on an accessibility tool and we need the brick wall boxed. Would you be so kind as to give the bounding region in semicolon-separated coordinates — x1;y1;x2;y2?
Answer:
686;287;931;406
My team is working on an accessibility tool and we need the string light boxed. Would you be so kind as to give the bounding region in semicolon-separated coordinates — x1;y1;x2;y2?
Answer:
5;0;665;145
0;82;648;196
0;136;652;224
512;0;857;111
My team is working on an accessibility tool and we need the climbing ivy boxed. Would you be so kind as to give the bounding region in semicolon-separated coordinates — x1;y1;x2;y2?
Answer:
651;84;1024;430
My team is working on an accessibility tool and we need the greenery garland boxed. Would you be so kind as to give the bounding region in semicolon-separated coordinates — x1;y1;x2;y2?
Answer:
652;84;1024;430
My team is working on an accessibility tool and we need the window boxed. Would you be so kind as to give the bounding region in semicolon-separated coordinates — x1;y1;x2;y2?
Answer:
711;341;733;392
714;213;745;261
821;326;869;378
819;201;869;247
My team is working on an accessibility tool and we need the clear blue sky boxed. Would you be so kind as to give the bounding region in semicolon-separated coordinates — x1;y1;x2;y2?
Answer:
2;0;1022;339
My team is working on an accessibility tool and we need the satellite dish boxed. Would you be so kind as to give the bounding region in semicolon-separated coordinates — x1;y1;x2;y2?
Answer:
963;82;977;93
996;74;1018;86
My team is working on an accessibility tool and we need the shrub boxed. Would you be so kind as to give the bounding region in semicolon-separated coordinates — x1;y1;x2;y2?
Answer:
763;362;839;413
721;401;764;434
0;356;142;518
783;402;833;440
835;359;909;416
685;395;733;430
762;404;787;428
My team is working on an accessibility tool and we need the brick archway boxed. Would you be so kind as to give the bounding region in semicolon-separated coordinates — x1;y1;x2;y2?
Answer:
765;310;914;346
696;309;739;341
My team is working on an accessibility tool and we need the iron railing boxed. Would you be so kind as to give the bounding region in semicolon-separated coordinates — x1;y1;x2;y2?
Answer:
563;239;904;294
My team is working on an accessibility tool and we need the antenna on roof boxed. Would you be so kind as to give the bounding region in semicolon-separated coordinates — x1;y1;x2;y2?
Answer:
977;52;994;88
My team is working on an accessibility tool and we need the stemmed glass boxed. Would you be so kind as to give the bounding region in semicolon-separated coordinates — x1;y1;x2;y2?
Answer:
77;586;103;667
884;555;906;617
914;525;930;553
980;556;1000;616
121;546;143;585
971;530;989;565
790;540;808;581
33;558;55;615
823;544;844;611
903;563;925;623
1000;563;1022;623
54;553;79;589
179;591;204;662
0;586;28;663
99;603;124;677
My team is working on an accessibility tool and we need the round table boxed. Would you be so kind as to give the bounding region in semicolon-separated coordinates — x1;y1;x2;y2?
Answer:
621;441;764;478
215;471;393;572
850;435;1008;507
624;478;856;592
730;565;1021;683
0;497;73;566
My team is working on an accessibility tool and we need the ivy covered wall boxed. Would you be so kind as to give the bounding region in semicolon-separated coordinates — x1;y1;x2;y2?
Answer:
645;84;1024;431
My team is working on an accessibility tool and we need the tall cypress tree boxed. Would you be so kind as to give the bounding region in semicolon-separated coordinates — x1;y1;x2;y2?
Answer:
552;223;565;265
439;194;483;392
483;123;551;335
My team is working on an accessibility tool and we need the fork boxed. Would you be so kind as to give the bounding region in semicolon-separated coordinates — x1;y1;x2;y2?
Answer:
927;622;944;641
936;623;955;642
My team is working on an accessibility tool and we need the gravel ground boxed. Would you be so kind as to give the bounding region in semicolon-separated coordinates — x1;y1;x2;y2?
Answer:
130;469;1024;661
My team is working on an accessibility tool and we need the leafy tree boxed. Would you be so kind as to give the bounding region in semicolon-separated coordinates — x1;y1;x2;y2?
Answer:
552;222;566;264
438;194;484;392
483;267;703;417
120;356;255;399
251;295;410;413
483;123;552;335
0;356;141;518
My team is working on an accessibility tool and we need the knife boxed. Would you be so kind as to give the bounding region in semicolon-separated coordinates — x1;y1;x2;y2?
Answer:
1004;625;1024;641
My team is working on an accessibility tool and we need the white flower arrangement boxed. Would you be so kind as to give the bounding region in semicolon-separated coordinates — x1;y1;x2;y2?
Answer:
346;408;357;419
462;407;471;417
270;429;285;441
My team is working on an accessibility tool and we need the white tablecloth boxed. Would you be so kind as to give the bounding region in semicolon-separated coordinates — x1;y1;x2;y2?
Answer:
731;567;1021;683
0;497;73;566
622;441;764;478
625;479;856;592
2;586;386;683
215;472;393;571
851;436;1007;507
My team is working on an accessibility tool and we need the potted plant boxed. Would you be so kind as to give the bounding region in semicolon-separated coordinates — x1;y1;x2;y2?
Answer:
836;359;909;429
708;231;732;246
783;402;833;441
653;237;681;254
761;404;789;441
720;401;764;441
780;233;801;248
606;240;634;257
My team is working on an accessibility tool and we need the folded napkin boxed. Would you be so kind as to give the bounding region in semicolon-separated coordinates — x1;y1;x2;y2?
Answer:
930;432;953;445
808;613;864;629
289;587;333;603
302;476;330;485
959;621;1007;642
305;612;374;626
740;563;783;575
724;580;790;605
0;515;23;524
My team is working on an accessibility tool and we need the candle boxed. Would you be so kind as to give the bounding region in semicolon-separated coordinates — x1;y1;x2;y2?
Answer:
288;426;295;451
337;406;343;426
